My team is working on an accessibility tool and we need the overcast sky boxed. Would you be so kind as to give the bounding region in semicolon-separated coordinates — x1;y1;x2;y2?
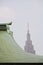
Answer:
0;0;43;55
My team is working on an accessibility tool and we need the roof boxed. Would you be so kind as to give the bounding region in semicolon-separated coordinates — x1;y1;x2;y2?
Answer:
0;22;12;31
0;31;43;63
0;22;12;25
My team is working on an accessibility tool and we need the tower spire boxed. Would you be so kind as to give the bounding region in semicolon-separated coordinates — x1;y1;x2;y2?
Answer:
24;23;35;54
27;22;29;32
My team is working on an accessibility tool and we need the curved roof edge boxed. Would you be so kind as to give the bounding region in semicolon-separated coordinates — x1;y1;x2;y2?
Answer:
0;21;12;25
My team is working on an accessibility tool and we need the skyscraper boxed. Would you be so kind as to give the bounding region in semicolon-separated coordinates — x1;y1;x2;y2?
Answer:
24;23;35;54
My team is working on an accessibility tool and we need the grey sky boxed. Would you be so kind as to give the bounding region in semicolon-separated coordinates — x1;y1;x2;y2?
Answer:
0;0;43;55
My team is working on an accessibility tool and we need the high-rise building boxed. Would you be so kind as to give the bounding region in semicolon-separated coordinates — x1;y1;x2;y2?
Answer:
24;23;35;54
